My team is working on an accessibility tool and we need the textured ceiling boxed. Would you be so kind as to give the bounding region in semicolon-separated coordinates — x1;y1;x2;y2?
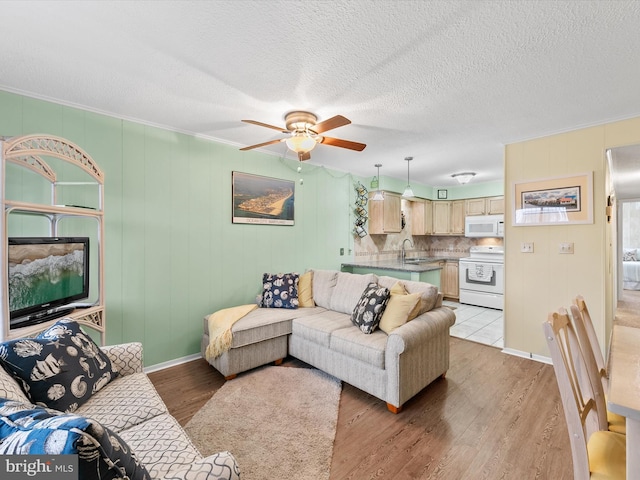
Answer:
2;0;640;188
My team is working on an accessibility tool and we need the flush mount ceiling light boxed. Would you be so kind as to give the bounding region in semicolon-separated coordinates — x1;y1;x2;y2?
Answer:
285;131;318;155
371;163;384;201
402;156;415;198
451;172;476;185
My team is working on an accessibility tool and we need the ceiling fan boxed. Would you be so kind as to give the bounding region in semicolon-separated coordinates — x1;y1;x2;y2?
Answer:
239;111;366;161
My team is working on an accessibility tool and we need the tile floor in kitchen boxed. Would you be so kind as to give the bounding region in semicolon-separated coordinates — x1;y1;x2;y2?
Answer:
443;300;504;348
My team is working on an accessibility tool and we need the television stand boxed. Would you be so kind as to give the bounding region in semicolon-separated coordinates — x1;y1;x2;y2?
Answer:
10;307;75;329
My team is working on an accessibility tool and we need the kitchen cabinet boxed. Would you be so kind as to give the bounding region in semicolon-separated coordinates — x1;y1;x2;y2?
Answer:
368;191;402;234
411;198;433;235
442;261;459;299
451;200;465;234
465;196;505;216
487;196;505;214
433;200;464;235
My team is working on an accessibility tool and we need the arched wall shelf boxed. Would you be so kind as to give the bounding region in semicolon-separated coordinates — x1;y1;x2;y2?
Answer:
0;134;106;344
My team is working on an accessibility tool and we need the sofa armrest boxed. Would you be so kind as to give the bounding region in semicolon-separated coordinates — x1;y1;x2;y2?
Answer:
385;306;456;408
387;306;455;352
100;342;144;376
159;452;240;480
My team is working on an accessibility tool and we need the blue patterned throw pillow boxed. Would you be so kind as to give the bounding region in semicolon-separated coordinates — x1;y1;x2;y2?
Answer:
261;272;299;309
0;399;150;480
0;319;119;412
351;283;390;334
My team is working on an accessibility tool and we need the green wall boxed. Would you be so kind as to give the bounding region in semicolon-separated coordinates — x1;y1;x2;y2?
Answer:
0;90;504;367
0;90;355;366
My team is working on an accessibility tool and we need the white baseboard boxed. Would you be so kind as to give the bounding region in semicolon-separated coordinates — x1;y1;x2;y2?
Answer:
144;353;202;374
502;348;552;365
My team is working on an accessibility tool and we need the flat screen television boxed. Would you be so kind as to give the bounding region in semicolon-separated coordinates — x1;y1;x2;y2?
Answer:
8;237;90;327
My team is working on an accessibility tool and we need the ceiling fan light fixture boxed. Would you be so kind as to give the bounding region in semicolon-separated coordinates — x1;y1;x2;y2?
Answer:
452;172;476;184
285;132;318;154
402;156;415;198
371;163;384;201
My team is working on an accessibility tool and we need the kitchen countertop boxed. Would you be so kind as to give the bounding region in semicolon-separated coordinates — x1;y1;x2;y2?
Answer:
341;257;459;273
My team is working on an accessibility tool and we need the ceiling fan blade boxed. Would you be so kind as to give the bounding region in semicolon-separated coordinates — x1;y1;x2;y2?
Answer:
239;139;284;151
320;136;366;151
242;119;289;133
310;115;351;134
299;151;311;161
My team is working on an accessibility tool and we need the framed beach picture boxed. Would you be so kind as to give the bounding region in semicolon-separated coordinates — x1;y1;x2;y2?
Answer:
512;172;593;226
232;171;295;225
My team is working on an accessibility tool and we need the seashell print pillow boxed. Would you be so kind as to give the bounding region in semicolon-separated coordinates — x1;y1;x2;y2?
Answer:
0;398;150;480
350;283;390;334
0;319;119;412
260;272;299;309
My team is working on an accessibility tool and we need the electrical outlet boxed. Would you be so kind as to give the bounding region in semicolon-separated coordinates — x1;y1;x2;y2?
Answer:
559;242;574;254
340;247;344;256
521;242;534;253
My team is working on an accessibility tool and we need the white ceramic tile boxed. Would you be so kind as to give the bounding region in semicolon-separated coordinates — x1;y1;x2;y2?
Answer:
447;300;504;348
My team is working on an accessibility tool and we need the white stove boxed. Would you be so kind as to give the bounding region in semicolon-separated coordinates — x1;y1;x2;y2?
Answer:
459;246;504;310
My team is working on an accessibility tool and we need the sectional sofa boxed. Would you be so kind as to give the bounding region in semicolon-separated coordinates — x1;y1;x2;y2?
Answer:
202;269;456;413
0;319;239;480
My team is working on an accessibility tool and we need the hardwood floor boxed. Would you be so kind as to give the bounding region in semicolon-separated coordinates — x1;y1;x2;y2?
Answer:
149;337;573;479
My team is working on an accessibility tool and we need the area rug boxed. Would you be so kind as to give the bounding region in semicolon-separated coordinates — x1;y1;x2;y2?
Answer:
185;366;342;480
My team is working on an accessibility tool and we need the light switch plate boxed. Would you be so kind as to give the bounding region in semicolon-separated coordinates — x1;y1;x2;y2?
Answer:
521;242;534;253
559;242;574;254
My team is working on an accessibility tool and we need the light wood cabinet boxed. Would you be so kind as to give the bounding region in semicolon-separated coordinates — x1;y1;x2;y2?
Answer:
411;199;432;235
465;196;505;215
487;196;505;214
442;261;459;299
432;201;450;235
432;200;465;235
450;200;465;235
465;198;486;216
368;191;402;234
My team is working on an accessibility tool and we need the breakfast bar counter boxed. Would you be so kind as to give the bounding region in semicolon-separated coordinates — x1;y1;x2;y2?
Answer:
341;259;450;287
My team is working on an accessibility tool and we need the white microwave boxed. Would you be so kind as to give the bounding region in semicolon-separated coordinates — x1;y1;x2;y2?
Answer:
464;214;505;238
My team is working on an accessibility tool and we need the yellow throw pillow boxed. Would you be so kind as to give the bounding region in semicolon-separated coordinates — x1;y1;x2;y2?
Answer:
389;281;421;320
379;292;421;334
298;271;315;307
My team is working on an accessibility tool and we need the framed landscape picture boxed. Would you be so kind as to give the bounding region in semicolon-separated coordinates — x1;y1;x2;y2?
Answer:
512;172;593;226
232;171;295;225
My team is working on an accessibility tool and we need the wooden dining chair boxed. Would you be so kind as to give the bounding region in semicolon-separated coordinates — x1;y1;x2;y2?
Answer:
544;308;626;480
571;296;626;435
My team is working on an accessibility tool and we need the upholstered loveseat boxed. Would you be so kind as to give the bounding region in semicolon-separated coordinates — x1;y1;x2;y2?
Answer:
202;269;456;413
0;319;240;480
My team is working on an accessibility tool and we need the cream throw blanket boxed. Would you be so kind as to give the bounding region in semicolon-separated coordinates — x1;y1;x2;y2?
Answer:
205;304;258;360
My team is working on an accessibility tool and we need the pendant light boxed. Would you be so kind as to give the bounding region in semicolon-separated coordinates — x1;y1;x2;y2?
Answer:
402;156;415;198
371;164;384;201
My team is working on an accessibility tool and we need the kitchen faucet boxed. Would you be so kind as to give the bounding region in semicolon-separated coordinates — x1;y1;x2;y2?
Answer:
401;238;414;263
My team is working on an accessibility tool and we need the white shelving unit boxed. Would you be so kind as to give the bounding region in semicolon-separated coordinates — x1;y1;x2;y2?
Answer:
0;135;106;344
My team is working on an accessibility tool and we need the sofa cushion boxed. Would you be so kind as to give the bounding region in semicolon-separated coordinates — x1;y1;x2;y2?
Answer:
330;272;377;314
311;270;338;309
351;283;390;334
261;272;299;309
118;413;203;480
204;306;325;348
378;276;439;314
330;327;388;369
0;319;119;412
298;271;316;307
76;372;167;433
0;399;150;480
0;364;31;404
291;311;353;348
